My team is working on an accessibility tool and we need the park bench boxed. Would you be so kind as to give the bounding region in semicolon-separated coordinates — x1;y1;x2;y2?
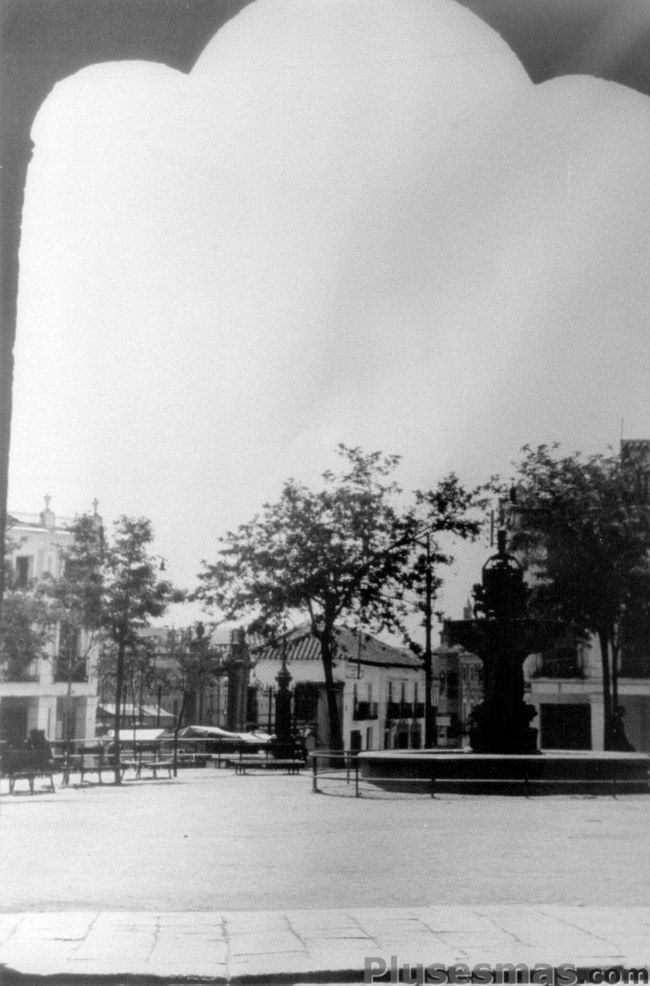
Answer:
176;751;209;768
75;751;109;784
56;745;114;785
232;757;305;775
120;750;174;780
0;749;56;794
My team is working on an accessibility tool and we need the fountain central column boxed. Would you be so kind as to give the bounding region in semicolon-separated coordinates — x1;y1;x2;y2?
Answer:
445;529;559;754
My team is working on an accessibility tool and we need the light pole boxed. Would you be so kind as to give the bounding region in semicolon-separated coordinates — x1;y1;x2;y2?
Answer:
422;533;436;749
274;639;294;757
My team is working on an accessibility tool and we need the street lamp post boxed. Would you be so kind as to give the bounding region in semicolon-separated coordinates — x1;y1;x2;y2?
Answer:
422;533;436;749
274;640;294;758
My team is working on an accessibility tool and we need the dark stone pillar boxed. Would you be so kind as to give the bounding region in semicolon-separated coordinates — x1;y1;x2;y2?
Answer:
226;628;249;732
272;648;294;758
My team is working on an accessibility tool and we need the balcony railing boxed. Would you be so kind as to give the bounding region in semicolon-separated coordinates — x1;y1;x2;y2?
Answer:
353;701;378;720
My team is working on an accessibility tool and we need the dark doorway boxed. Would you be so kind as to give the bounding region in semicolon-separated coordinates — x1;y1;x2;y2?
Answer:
540;703;591;750
0;698;29;748
349;729;362;752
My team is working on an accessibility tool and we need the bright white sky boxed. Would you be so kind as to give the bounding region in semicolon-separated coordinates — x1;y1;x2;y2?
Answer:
9;0;650;636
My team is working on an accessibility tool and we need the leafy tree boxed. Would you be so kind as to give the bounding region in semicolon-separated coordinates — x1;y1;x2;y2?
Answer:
506;443;650;749
125;636;162;731
195;445;485;751
0;589;55;682
100;517;181;783
39;515;104;782
0;533;56;683
164;622;223;773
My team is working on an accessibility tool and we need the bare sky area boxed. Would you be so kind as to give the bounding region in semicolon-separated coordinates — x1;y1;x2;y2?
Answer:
9;0;650;633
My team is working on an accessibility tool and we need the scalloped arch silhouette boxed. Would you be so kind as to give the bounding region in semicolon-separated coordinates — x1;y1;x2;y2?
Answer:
1;0;650;602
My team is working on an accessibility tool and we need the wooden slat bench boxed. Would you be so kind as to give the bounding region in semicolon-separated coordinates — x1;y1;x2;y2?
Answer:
1;751;56;794
120;752;174;780
176;752;209;768
233;757;305;775
73;752;108;785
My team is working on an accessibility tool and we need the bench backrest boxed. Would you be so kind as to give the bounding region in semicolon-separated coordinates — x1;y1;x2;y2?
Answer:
1;749;53;772
80;753;102;769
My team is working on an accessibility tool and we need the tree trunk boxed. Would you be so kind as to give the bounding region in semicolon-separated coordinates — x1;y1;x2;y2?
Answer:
318;627;343;753
130;666;137;757
611;627;620;714
173;692;187;778
597;629;613;750
113;637;126;784
63;653;73;787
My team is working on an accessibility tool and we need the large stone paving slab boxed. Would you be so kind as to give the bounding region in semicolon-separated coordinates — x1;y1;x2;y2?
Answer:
0;906;648;981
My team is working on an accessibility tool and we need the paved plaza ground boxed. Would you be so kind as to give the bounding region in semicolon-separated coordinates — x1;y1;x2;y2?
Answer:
2;768;650;913
2;770;650;980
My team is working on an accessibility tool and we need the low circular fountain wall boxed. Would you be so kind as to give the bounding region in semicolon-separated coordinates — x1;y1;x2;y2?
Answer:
357;749;650;795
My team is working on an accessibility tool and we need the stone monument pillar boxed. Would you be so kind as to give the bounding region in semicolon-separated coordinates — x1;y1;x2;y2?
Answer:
272;644;295;758
226;628;249;732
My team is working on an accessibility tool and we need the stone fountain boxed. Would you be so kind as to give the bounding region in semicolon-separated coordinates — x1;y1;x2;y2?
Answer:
358;530;650;794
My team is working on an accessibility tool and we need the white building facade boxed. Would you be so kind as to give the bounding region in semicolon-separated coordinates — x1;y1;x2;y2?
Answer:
524;439;650;753
1;498;101;747
526;639;650;753
250;625;426;752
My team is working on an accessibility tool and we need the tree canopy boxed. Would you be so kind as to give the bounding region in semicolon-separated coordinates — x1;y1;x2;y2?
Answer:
0;533;55;682
0;586;54;682
196;445;485;750
505;443;650;747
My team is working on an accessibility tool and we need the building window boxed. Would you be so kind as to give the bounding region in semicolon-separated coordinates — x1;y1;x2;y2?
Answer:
294;682;319;721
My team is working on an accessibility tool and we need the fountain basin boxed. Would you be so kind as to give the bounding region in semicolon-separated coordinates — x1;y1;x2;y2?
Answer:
358;749;650;795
